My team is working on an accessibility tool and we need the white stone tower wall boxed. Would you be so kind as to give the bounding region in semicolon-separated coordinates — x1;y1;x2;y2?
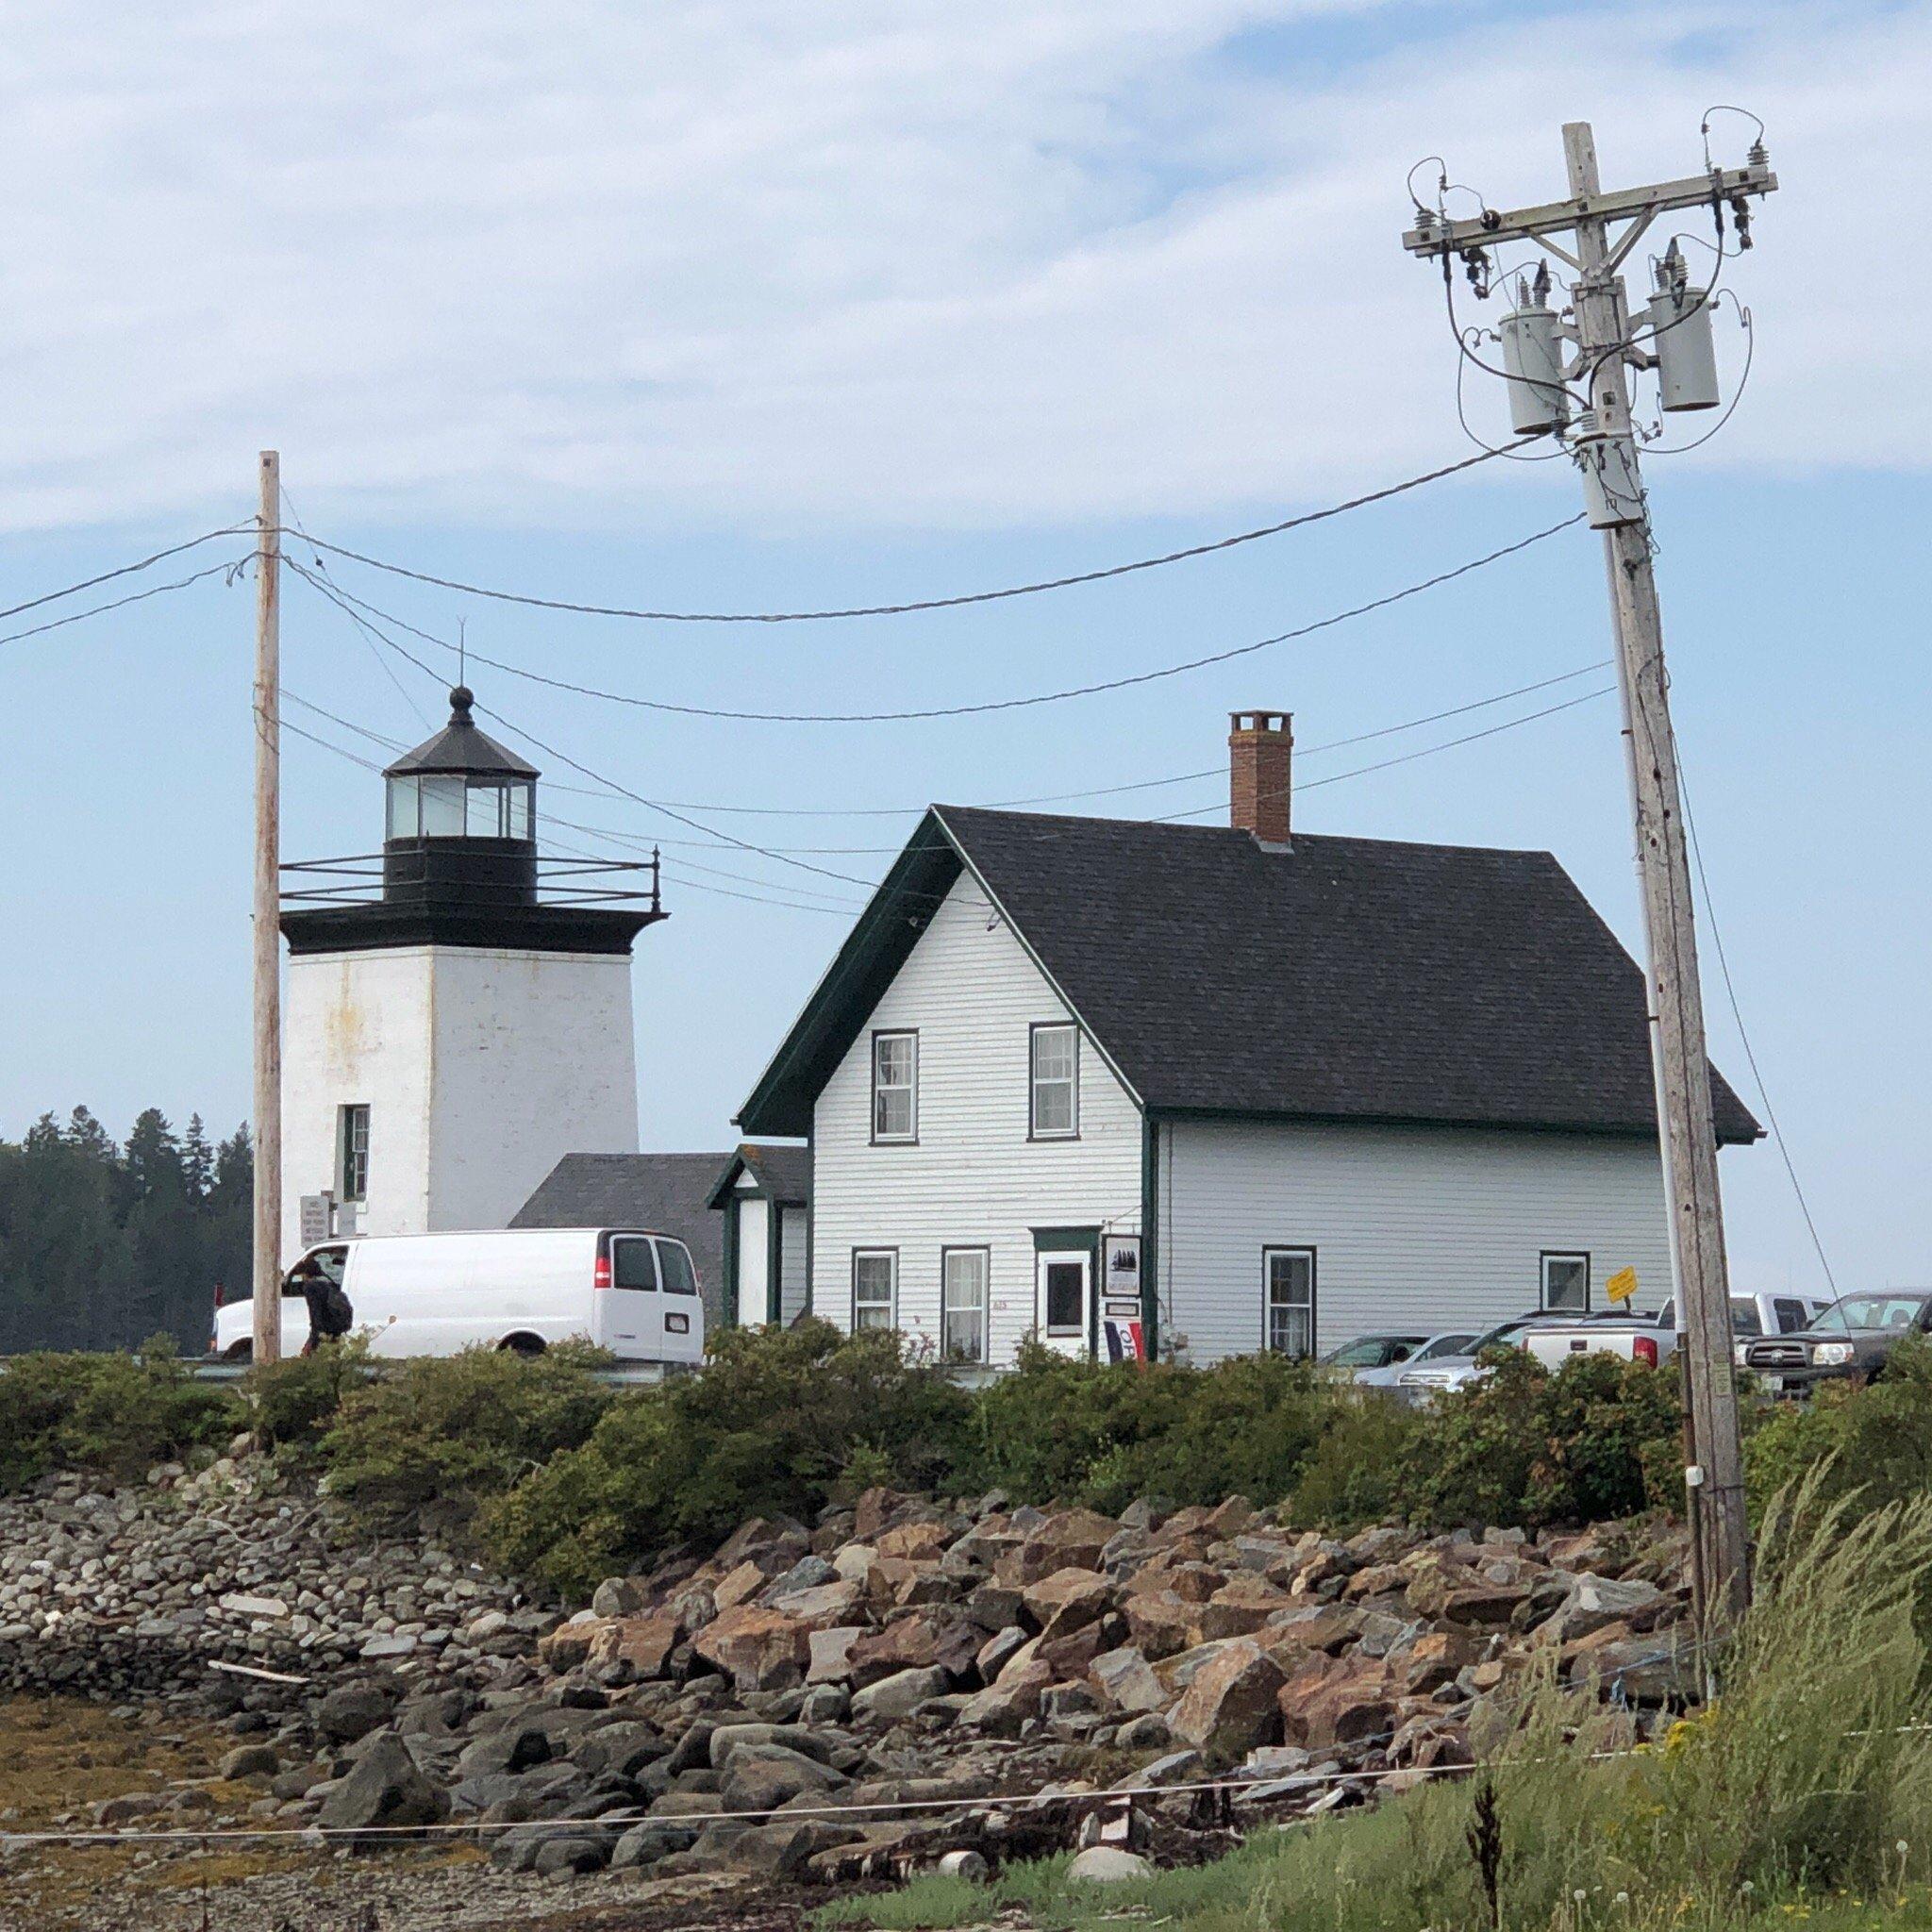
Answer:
281;944;638;1263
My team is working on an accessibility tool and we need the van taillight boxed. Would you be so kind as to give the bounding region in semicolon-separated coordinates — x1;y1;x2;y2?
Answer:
594;1254;612;1291
1634;1335;1658;1367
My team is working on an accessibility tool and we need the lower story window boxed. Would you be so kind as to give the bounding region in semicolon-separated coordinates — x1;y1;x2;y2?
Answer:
1541;1252;1591;1313
1264;1247;1315;1358
941;1248;990;1363
853;1250;897;1330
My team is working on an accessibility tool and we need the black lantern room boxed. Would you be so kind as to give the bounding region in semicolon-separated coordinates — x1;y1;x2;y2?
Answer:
280;686;663;958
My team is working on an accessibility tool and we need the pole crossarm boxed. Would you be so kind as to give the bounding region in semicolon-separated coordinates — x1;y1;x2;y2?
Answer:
1401;161;1776;258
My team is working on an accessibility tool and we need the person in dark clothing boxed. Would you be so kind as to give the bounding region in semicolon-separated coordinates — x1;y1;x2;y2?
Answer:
290;1255;354;1356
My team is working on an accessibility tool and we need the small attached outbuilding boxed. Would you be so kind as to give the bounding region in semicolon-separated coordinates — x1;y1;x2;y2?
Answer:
708;1144;812;1330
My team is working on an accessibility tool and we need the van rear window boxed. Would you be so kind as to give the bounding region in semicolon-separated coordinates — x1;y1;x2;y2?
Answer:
658;1241;698;1297
612;1239;658;1291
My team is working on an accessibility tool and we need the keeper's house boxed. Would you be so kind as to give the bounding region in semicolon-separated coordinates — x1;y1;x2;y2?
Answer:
734;712;1758;1369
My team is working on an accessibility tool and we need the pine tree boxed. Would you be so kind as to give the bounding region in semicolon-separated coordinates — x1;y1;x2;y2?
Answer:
182;1115;214;1203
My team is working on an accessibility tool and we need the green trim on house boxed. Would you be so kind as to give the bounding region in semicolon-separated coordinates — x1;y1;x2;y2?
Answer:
719;1199;740;1331
1029;1225;1100;1254
803;1123;815;1318
1141;1112;1160;1361
1031;1225;1101;1359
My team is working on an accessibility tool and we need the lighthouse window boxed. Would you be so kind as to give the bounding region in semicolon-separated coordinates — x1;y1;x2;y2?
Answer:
386;777;419;841
337;1105;370;1204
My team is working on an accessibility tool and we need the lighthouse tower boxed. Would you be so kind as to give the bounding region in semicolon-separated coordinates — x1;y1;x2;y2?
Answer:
278;687;662;1260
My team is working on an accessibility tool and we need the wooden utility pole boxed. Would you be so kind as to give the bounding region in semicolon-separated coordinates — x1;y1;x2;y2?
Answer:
252;450;283;1365
1403;125;1778;1626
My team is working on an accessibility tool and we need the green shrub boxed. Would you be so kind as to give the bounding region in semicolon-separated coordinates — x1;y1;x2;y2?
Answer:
479;1319;973;1596
1745;1334;1932;1523
0;1339;242;1491
1287;1389;1424;1529
962;1344;1341;1512
243;1338;367;1452
1395;1349;1683;1530
317;1341;614;1524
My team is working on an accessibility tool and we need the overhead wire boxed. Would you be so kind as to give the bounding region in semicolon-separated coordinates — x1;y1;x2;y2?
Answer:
0;556;251;648
288;516;1586;724
0;523;256;625
274;443;1538;627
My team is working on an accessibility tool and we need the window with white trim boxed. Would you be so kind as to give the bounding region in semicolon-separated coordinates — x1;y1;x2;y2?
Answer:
1264;1247;1315;1358
1029;1024;1078;1139
853;1251;897;1331
872;1032;917;1142
941;1248;990;1363
337;1104;370;1204
1541;1252;1591;1314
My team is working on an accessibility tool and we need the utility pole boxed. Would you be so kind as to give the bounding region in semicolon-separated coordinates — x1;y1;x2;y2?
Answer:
1402;124;1777;1627
252;450;283;1366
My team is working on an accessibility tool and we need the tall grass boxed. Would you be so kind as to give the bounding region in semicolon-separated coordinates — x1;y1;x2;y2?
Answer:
821;1474;1932;1932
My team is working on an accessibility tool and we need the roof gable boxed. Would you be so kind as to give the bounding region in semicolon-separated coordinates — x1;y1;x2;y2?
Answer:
737;805;1759;1146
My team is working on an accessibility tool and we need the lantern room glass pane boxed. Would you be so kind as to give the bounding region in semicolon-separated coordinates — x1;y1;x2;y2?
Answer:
385;776;420;840
507;781;532;841
465;781;504;838
418;775;465;837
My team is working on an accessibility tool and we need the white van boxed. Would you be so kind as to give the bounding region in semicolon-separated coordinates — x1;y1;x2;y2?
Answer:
213;1228;706;1366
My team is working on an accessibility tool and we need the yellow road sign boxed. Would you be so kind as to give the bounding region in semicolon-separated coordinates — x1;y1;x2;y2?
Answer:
1605;1266;1638;1305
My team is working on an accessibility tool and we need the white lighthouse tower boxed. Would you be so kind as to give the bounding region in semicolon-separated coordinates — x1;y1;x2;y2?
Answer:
278;687;662;1260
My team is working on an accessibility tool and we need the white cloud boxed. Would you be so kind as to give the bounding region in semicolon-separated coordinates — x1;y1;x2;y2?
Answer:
0;0;1924;531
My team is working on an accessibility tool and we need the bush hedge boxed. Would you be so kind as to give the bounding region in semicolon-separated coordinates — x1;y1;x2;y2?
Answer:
19;1323;1928;1599
0;1338;242;1491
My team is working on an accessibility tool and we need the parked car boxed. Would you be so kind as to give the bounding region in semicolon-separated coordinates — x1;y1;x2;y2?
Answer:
1657;1291;1834;1366
1394;1312;1569;1401
1322;1333;1431;1374
1353;1331;1480;1393
213;1227;707;1366
1740;1290;1932;1394
1519;1311;1676;1370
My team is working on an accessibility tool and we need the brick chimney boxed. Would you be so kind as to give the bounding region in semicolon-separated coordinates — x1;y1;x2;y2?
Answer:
1229;710;1292;847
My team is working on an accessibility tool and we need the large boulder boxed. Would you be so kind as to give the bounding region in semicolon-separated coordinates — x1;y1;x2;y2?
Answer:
315;1732;446;1832
957;1658;1051;1737
1021;1569;1112;1642
808;1625;866;1684
996;1508;1119;1586
692;1604;812;1692
851;1664;952;1725
721;1744;847;1813
1089;1645;1166;1715
846;1608;980;1687
587;1612;684;1681
315;1681;393;1746
1167;1639;1286;1763
1279;1656;1398;1750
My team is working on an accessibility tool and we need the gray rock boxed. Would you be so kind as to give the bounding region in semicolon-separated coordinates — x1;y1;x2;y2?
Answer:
851;1665;951;1725
611;1818;698;1869
314;1732;445;1832
219;1742;280;1780
571;1719;669;1779
315;1682;392;1745
534;1835;611;1876
721;1745;847;1813
1068;1845;1154;1883
591;1575;648;1619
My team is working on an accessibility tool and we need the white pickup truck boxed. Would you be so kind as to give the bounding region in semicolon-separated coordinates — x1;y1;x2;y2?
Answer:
1524;1291;1833;1373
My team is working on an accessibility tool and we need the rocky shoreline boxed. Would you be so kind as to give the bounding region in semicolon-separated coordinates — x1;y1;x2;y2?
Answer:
0;1446;1693;1918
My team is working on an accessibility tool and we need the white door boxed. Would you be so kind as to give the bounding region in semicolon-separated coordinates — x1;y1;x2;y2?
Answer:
1036;1252;1092;1358
600;1234;664;1359
738;1198;771;1326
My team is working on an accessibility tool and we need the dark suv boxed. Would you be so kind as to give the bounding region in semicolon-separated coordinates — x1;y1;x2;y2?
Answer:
1741;1291;1932;1393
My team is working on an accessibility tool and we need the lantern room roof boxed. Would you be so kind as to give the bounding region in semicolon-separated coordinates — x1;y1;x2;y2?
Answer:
383;688;539;781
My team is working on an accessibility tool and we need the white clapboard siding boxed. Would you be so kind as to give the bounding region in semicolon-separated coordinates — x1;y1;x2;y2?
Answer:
811;871;1141;1364
1157;1119;1675;1363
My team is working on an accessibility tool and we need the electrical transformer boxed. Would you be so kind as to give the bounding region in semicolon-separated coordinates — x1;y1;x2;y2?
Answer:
1646;249;1721;412
1573;413;1646;528
1497;280;1570;435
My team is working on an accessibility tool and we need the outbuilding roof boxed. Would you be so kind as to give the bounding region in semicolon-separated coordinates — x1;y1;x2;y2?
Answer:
737;805;1759;1148
705;1142;812;1210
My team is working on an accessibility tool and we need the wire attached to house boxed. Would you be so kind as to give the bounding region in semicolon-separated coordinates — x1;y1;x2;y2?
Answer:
273;444;1534;626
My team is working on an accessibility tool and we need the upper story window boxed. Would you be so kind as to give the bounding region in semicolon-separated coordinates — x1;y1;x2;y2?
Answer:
337;1104;370;1204
1030;1024;1079;1139
872;1031;918;1143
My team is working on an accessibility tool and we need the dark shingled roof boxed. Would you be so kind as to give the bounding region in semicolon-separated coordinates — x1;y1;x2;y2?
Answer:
737;805;1759;1147
706;1142;812;1210
384;687;539;780
511;1153;729;1326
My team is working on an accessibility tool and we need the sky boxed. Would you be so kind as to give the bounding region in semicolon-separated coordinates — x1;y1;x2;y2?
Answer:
1;0;1925;1296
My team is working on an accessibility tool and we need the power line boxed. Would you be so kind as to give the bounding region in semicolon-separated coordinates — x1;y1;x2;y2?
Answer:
0;523;255;625
1678;759;1839;1297
293;517;1585;724
0;556;249;649
1158;682;1617;820
276;443;1532;626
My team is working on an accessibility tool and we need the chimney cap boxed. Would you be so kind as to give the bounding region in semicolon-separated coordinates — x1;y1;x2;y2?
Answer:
1229;709;1292;735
